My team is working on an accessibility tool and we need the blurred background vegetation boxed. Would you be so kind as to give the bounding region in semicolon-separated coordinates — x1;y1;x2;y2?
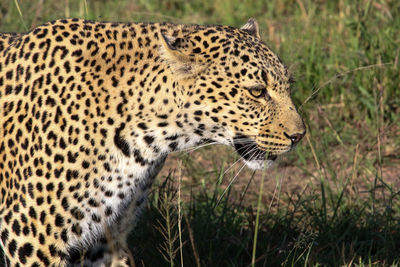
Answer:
0;0;399;266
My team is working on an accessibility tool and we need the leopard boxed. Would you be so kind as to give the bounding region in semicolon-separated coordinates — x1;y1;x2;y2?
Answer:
0;18;305;266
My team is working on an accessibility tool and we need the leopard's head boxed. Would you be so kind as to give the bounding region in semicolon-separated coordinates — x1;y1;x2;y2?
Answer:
160;18;305;170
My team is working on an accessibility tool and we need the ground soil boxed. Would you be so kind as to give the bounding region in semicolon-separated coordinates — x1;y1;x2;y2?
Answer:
158;135;400;207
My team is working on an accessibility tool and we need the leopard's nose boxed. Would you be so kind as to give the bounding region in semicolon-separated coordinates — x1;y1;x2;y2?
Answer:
284;131;305;146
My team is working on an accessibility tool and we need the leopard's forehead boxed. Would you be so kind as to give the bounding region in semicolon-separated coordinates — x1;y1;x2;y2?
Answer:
176;24;289;87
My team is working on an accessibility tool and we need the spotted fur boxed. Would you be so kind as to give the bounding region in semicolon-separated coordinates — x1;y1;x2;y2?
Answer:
0;18;305;266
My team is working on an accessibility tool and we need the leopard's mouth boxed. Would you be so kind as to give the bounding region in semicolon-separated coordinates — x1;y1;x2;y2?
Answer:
233;135;277;162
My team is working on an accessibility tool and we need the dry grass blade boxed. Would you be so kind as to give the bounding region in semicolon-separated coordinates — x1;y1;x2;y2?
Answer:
177;161;184;267
155;179;179;267
305;133;322;179
216;163;247;206
317;105;344;146
349;144;360;198
65;0;70;18
251;163;267;266
13;0;28;30
184;215;201;267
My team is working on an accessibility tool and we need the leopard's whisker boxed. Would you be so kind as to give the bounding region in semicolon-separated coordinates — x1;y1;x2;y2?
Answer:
220;145;258;179
216;161;247;206
220;155;244;178
180;142;219;154
217;147;260;202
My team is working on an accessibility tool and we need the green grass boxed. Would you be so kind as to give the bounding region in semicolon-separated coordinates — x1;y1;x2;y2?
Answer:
1;0;399;266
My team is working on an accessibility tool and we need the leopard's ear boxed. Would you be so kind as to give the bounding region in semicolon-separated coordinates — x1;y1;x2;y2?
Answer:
159;33;206;79
240;18;260;39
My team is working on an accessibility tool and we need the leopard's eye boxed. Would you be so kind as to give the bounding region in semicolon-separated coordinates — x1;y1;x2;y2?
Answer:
249;88;266;98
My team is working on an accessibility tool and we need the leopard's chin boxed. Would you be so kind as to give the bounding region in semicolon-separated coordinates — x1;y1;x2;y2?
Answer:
244;159;275;170
233;135;278;170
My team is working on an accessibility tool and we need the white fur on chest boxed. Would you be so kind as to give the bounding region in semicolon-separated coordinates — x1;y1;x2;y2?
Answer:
69;154;166;248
